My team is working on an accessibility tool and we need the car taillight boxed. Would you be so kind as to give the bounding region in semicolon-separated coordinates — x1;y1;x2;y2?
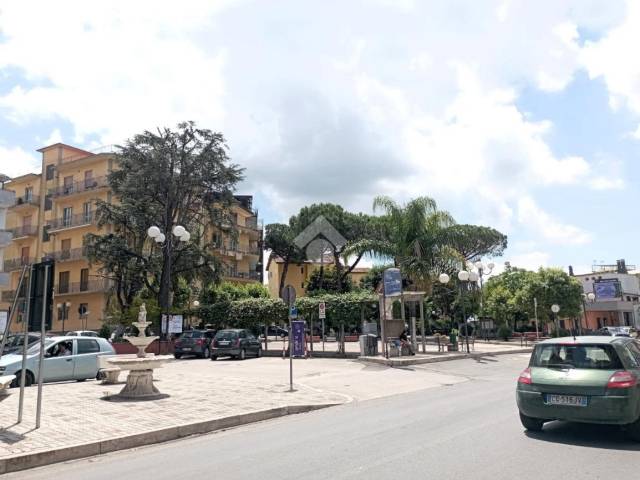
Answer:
518;367;533;385
607;371;637;389
236;338;241;347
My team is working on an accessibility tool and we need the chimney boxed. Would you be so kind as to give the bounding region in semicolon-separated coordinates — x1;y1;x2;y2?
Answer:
617;259;627;274
568;265;574;276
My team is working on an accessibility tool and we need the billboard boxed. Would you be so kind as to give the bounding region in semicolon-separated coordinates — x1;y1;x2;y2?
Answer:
383;268;402;296
594;279;621;300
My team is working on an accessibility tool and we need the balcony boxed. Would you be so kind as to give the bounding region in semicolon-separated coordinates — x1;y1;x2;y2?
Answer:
11;194;40;209
1;286;27;302
214;243;262;257
11;225;38;239
50;247;88;263
47;213;94;232
3;257;34;272
224;270;261;281
55;279;111;296
49;176;108;199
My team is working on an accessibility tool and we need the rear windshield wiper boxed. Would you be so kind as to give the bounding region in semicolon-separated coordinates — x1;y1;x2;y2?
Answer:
547;363;573;369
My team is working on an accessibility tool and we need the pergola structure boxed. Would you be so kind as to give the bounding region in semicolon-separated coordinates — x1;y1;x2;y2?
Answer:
378;290;427;358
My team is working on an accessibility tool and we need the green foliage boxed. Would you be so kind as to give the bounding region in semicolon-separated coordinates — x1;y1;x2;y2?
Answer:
306;266;353;295
444;224;508;261
497;324;513;341
98;323;112;339
295;291;378;330
264;223;305;295
359;264;393;292
172;277;192;309
483;267;583;329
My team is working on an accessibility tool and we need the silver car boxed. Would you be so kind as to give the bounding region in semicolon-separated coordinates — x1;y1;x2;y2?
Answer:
0;336;115;387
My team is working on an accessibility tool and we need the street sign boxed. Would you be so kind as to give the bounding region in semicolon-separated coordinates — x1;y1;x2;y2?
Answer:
383;268;402;296
318;302;326;319
281;285;296;307
290;306;298;319
291;320;305;357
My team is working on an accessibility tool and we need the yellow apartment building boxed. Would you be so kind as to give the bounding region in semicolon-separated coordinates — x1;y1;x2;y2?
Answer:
266;256;369;299
1;143;263;333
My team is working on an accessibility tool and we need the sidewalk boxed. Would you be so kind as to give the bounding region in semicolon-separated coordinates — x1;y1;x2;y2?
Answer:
0;351;528;473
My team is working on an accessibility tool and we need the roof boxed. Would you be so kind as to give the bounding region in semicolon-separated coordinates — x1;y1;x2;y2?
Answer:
36;143;93;155
538;336;630;345
6;172;41;183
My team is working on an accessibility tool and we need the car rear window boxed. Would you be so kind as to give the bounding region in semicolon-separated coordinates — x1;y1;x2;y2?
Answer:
181;331;203;338
215;331;238;340
532;344;623;370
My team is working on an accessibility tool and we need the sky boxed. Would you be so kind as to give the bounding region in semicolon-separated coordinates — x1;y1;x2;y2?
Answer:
0;0;639;274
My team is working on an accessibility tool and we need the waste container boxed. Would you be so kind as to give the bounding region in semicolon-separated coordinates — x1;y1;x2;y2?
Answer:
359;334;378;356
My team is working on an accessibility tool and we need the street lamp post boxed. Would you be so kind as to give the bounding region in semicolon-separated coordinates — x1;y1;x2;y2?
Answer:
474;260;494;340
147;225;191;348
438;270;479;354
57;301;71;334
551;304;560;336
581;292;596;335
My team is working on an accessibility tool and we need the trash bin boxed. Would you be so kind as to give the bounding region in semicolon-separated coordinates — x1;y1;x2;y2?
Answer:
359;334;378;356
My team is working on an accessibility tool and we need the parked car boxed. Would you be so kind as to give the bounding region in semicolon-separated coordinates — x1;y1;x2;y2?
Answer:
0;336;115;387
65;330;99;337
596;326;635;337
211;329;262;360
258;325;288;338
1;333;48;355
174;330;216;359
516;336;640;440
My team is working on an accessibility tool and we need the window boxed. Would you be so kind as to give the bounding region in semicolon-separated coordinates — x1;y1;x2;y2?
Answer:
42;226;50;242
58;304;69;321
80;269;89;291
44;195;52;211
25;187;33;202
63;207;73;227
77;339;100;354
84;170;93;188
60;239;71;260
45;164;55;180
79;303;88;316
23;215;32;227
532;344;623;370
21;246;30;261
627;342;640;366
58;271;70;294
63;175;74;194
239;331;247;339
301;267;304;274
83;202;92;223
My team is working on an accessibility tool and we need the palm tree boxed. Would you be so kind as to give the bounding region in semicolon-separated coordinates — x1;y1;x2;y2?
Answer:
354;196;461;290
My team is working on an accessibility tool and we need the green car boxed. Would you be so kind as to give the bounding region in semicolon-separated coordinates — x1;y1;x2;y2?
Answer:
516;336;640;439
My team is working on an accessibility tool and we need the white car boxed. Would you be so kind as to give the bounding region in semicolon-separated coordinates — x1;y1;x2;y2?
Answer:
0;336;115;387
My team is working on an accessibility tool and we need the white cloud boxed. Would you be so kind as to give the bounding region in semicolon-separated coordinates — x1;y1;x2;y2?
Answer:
517;196;591;245
0;145;40;177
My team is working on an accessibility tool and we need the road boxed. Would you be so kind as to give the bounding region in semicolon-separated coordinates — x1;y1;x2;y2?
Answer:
8;353;640;479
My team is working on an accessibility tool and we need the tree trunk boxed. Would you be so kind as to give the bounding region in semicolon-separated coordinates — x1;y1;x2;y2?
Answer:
279;254;291;297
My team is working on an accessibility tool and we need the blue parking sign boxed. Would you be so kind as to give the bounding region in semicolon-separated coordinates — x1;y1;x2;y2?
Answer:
290;306;298;319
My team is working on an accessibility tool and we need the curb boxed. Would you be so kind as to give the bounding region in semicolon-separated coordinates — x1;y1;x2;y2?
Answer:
262;350;360;359
358;348;533;367
0;404;335;475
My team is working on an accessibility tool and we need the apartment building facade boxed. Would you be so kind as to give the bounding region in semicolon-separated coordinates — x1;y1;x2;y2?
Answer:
1;143;263;333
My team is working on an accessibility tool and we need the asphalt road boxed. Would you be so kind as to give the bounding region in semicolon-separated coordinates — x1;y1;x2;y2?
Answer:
9;354;640;480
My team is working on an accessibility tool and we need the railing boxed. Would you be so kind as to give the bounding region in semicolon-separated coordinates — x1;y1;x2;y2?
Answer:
1;290;16;302
3;257;35;272
224;270;261;281
214;243;262;256
47;212;94;231
242;217;263;231
48;176;108;197
55;280;110;295
11;225;38;238
58;145;116;164
12;194;40;208
50;247;88;262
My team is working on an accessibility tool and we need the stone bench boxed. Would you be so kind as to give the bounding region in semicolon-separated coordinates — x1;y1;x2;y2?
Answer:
0;375;16;400
99;367;122;384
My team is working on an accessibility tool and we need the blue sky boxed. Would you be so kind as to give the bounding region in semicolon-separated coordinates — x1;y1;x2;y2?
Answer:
1;0;639;274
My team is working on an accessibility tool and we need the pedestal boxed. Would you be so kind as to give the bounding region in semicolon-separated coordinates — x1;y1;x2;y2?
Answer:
118;369;161;399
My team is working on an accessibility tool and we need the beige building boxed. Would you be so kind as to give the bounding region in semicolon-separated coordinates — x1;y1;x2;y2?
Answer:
1;143;262;333
267;256;369;299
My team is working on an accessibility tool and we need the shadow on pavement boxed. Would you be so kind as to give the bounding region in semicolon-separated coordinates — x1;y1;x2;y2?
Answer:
473;356;499;364
525;421;640;451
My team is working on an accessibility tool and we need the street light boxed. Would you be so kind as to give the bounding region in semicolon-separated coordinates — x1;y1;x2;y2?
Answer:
439;269;478;353
57;301;71;333
147;224;191;345
551;304;560;336
581;292;596;335
473;260;494;340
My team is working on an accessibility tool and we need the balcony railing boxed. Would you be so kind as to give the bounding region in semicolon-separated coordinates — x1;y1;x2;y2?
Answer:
55;280;111;295
1;286;27;302
224;270;261;281
242;217;263;231
47;213;94;231
50;247;88;262
11;225;38;238
3;257;34;272
49;176;108;198
12;194;40;208
214;243;262;256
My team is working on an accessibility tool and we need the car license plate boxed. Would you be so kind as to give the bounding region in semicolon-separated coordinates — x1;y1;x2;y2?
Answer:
183;347;191;351
545;394;588;407
218;341;230;346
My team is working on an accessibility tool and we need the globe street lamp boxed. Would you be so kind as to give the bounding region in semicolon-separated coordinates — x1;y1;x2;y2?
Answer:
147;224;191;343
473;260;494;339
551;304;560;336
439;270;479;353
581;292;596;335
